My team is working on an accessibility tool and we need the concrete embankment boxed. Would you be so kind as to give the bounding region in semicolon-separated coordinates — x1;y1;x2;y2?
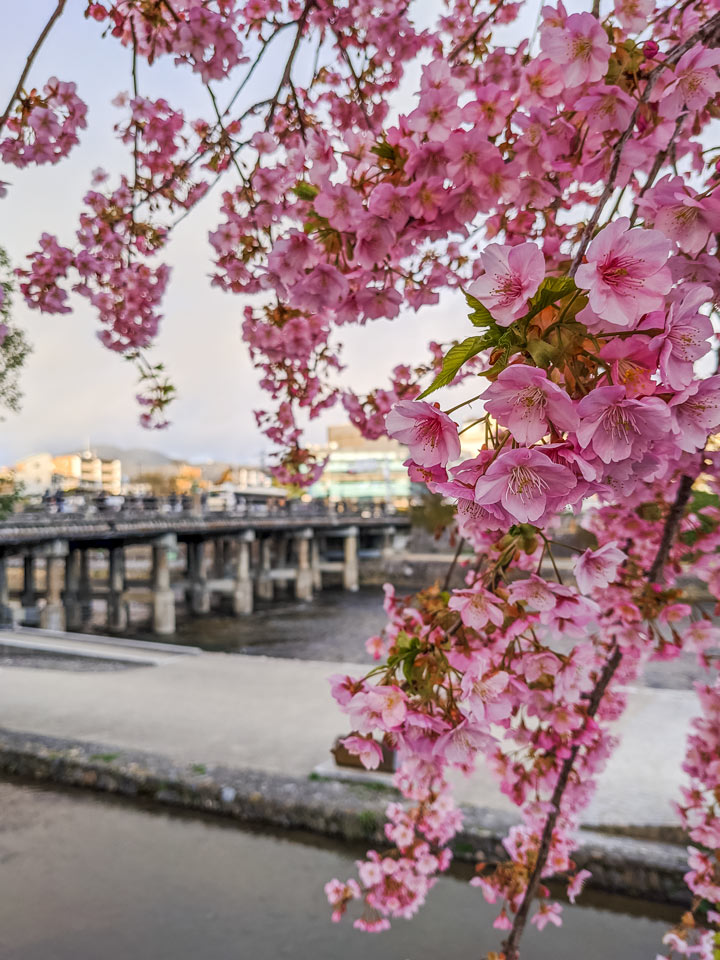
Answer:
0;629;697;905
0;727;689;905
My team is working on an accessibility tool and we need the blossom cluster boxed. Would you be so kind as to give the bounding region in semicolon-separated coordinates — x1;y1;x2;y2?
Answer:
0;77;87;167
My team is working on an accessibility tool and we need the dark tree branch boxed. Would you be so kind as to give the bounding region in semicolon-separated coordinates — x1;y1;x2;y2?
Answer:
0;0;67;135
502;471;697;960
265;0;316;132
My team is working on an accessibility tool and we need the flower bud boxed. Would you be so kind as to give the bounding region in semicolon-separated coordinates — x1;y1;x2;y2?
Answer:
643;39;659;60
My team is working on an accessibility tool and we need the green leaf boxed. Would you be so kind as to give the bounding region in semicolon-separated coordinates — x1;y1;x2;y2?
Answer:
525;276;576;322
402;651;418;684
371;140;396;160
463;289;494;328
526;338;558;368
418;336;488;398
292;182;319;201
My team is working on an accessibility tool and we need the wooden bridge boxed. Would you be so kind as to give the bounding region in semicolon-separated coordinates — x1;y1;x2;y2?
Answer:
0;509;409;635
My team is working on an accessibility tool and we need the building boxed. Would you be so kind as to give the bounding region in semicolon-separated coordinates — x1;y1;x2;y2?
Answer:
13;453;56;496
100;458;122;495
52;451;122;495
307;424;412;507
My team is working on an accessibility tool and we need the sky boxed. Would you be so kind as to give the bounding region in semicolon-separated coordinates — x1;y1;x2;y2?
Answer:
0;1;477;467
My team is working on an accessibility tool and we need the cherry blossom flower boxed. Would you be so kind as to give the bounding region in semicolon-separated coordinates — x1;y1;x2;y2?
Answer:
314;185;365;233
637;176;720;257
468;242;545;326
567;869;592;903
669;376;720;452
573;542;626;593
482;366;578;444
341;735;384;770
460;663;513;723
575;85;635;132
474;447;577;524
531;901;563;930
575;218;672;328
385;400;460;467
614;0;654;33
448;586;505;630
646;285;714;390
540;12;611;87
576;385;671;464
654;44;720;118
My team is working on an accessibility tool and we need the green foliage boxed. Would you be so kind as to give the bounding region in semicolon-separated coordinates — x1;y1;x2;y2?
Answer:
292;181;319;201
419;277;579;397
0;247;31;416
525;276;576;322
418;335;489;398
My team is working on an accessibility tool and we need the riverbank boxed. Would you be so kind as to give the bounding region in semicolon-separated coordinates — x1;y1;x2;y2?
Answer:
0;728;689;904
0;636;696;904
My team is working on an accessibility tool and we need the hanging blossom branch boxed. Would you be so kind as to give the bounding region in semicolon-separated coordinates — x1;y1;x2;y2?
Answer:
5;3;720;956
502;472;698;960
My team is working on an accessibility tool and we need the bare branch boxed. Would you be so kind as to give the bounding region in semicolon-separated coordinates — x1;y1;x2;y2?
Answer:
0;0;67;135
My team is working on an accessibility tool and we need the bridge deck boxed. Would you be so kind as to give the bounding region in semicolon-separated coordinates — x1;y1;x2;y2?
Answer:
0;512;408;548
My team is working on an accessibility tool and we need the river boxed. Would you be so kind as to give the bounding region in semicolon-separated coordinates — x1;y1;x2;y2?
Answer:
0;780;676;960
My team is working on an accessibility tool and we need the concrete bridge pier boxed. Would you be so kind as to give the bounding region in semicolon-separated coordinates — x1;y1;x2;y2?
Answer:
256;537;274;601
382;525;397;562
294;529;313;602
79;550;93;626
0;553;13;626
40;541;68;631
188;540;210;615
213;538;233;579
232;531;255;615
63;548;83;631
342;525;359;593
22;555;37;624
310;538;322;591
152;534;176;635
107;546;128;632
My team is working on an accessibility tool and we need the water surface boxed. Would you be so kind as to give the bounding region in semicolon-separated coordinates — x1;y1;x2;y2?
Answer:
0;780;676;960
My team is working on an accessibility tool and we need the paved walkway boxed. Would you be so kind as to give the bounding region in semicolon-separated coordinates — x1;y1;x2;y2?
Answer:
0;638;697;829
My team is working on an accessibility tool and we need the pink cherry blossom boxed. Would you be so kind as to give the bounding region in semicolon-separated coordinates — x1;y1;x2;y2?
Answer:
646;285;714;390
575;218;672;328
540;12;611;87
341;735;384;770
468;242;545;326
531;901;563;930
448;586;505;630
573;542;626;593
385;400;460;467
614;0;654;32
460;664;513;724
576;385;671;464
638;175;720;257
567;868;592;903
669;376;720;452
482;365;578;444
654;44;720;118
474;447;577;524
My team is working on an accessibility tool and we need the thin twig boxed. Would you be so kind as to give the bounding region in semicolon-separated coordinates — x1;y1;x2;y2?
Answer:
449;0;507;61
265;0;316;132
442;538;465;592
0;0;67;135
569;10;720;276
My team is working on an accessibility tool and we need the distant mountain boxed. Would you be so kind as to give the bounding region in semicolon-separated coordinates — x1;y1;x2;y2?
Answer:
90;445;175;478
